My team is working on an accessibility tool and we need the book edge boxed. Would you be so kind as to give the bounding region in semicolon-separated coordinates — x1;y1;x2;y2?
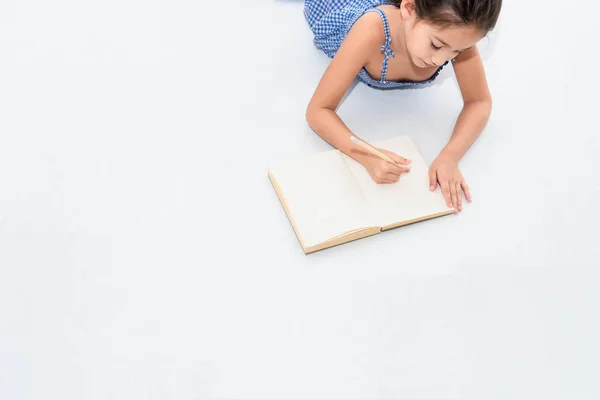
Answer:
267;167;309;253
305;226;382;254
380;209;455;231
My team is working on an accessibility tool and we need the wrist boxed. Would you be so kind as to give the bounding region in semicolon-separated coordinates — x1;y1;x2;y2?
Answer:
351;151;374;168
439;146;462;163
345;138;375;167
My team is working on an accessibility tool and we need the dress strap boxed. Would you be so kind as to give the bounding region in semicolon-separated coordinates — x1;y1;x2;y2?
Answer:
368;8;395;83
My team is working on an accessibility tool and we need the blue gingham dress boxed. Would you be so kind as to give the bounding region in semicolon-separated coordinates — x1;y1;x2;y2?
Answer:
304;0;448;90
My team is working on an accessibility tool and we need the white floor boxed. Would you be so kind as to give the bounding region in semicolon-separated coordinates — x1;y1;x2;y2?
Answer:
1;0;599;399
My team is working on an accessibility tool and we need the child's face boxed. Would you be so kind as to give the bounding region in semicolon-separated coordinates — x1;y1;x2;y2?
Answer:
399;1;486;68
404;21;485;68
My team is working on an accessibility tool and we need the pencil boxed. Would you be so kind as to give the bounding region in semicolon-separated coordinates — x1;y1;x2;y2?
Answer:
350;136;410;167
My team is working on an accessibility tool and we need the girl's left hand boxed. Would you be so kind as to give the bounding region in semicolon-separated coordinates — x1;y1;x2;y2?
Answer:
428;153;472;213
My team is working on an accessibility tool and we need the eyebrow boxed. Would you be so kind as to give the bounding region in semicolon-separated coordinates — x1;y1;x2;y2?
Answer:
433;36;467;53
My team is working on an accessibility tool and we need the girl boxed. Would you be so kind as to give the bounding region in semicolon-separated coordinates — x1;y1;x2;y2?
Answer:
304;0;502;213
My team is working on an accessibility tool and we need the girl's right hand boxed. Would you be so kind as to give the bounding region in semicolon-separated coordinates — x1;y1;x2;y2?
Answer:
363;149;412;184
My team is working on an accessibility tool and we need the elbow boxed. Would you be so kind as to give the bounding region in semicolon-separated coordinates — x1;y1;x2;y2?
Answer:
485;94;492;114
465;96;492;117
483;90;493;115
481;97;492;117
305;103;315;126
305;102;323;130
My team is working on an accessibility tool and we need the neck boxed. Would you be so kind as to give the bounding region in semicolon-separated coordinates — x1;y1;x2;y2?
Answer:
390;10;409;58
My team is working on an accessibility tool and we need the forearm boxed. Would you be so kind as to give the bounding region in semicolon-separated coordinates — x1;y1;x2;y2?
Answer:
441;100;492;162
306;106;370;165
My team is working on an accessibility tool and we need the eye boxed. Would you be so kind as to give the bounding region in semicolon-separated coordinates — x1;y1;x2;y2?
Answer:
430;42;442;50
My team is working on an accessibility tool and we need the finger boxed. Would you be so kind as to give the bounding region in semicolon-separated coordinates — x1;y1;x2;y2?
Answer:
389;153;412;166
386;163;410;175
449;181;458;212
456;182;462;211
429;169;437;191
386;167;401;176
441;182;452;208
388;167;410;176
376;173;394;184
386;172;401;181
461;181;472;202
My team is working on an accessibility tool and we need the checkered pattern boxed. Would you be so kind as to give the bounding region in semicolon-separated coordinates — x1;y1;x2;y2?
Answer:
304;0;448;90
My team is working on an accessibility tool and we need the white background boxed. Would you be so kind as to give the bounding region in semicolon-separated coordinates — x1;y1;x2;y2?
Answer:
1;0;599;399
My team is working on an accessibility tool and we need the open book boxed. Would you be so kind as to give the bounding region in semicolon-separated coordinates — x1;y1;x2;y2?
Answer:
268;135;455;254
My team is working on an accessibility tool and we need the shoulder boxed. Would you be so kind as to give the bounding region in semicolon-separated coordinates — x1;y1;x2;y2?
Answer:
343;9;387;51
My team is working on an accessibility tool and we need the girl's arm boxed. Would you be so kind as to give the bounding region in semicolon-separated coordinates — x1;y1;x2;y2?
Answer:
428;45;493;212
440;45;493;162
305;13;411;181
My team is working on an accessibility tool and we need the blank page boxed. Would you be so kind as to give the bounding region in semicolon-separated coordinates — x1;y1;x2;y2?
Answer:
344;136;453;228
268;149;374;249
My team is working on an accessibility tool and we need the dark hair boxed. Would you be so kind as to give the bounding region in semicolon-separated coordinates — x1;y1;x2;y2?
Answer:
393;0;502;32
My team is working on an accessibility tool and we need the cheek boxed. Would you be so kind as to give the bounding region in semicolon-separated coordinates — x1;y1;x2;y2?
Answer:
407;30;431;57
409;40;429;59
404;33;418;55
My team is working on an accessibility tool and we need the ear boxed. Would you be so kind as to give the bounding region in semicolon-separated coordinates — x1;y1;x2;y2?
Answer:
400;0;417;18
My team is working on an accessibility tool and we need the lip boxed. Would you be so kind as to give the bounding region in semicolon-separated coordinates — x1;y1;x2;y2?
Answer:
420;59;435;67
